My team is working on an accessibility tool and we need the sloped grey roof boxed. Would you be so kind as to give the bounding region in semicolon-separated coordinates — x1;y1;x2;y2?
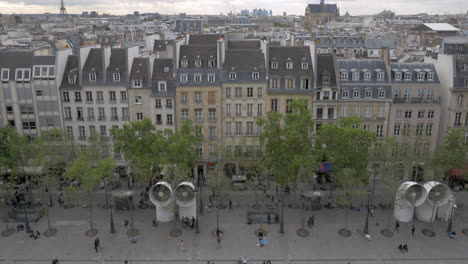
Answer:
223;49;265;70
130;57;149;80
154;40;171;51
0;50;33;81
152;58;174;81
60;55;80;89
317;54;337;86
83;48;103;72
338;59;389;83
107;48;127;72
269;46;313;76
454;55;468;88
179;45;217;68
307;3;338;14
34;56;55;65
366;38;398;49
228;40;261;50
390;63;440;83
188;34;224;45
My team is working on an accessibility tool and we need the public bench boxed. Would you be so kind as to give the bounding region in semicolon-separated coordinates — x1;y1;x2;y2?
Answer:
247;211;279;224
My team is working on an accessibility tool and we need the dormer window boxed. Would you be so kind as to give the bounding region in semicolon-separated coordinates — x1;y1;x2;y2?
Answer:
208;74;215;83
378;89;385;98
1;68;9;82
363;72;371;81
208;60;216;67
252;72;259;80
164;67;170;73
158;81;167;91
271;62;278;69
404;72;411;81
322;74;330;84
195;60;202;67
352;72;359;81
417;72;425;81
395;72;402;81
89;73;96;82
181;59;188;67
286;62;293;69
68;75;76;84
301;62;308;69
113;73;120;82
340;72;348;80
194;74;202;83
342;90;349;98
353;90;360;98
15;68;30;82
377;72;384;81
463;64;468;71
180;74;188;83
427;72;434;81
229;72;237;80
365;89;372;98
133;79;142;88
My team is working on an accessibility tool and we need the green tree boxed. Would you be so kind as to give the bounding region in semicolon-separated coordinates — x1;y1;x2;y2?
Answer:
258;98;319;233
317;116;375;234
0;127;31;236
434;128;468;183
34;128;77;236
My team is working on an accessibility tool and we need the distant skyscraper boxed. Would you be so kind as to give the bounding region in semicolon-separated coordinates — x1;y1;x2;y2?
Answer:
59;0;66;17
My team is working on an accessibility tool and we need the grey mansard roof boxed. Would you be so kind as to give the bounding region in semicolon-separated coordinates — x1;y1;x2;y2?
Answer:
317;54;337;87
0;50;34;81
223;49;265;70
34;56;55;65
130;57;149;81
338;59;389;83
454;55;468;89
227;40;261;50
179;45;217;68
269;46;313;76
152;58;174;81
60;55;80;89
188;34;224;45
107;48;127;72
390;63;440;84
83;48;103;72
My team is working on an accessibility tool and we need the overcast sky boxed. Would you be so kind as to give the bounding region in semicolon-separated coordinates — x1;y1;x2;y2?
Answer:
0;0;466;16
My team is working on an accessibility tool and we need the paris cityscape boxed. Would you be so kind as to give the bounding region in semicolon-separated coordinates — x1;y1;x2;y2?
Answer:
0;0;468;264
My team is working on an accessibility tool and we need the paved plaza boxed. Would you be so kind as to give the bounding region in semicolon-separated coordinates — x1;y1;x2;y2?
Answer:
1;188;468;264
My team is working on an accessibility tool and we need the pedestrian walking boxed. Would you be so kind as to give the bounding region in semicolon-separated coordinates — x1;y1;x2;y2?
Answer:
307;217;312;228
124;219;129;228
311;215;315;226
403;244;408;252
398;244;403;253
267;214;271;224
370;209;374;218
229;200;232;209
51;258;59;264
395;221;400;232
411;225;415;237
199;203;204;214
94;237;101;252
180;240;185;251
216;235;221;248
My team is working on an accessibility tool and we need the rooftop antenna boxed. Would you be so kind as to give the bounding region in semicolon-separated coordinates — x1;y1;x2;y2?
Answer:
60;0;67;17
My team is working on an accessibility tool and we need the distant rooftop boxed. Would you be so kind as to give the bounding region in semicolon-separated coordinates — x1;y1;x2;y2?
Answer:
422;23;460;32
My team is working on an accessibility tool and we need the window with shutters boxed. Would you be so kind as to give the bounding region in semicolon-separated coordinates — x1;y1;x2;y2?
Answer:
208;91;216;104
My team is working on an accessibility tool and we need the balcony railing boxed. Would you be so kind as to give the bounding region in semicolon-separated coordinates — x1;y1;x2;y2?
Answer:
76;117;84;121
121;116;129;121
111;116;119;121
393;96;440;104
98;116;106;121
166;105;173;109
87;116;95;121
167;121;173;125
96;99;104;104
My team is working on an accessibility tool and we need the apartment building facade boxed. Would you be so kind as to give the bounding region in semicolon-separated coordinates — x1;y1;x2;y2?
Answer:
314;54;339;129
337;59;392;139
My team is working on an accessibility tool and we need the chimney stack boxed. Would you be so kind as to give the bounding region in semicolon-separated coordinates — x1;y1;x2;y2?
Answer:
381;47;390;67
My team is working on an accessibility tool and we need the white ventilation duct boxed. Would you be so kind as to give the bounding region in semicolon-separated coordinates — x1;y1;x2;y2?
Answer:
415;181;451;222
394;181;427;223
175;181;197;219
149;181;174;223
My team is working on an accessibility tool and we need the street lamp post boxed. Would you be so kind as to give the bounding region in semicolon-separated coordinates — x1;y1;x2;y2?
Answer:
447;198;456;233
195;190;200;234
363;186;371;234
280;191;284;234
108;193;115;233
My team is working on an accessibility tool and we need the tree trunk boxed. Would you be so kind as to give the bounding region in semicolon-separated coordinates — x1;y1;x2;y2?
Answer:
386;200;393;230
89;197;94;230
